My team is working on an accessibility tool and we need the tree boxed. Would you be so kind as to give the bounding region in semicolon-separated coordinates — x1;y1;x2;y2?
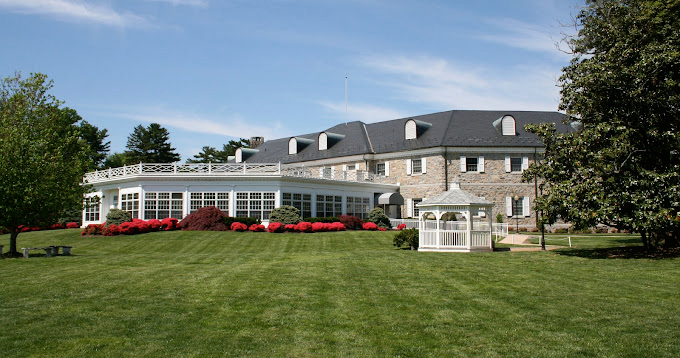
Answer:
524;0;680;249
78;118;110;171
103;152;130;168
0;72;89;256
125;123;180;163
187;138;250;163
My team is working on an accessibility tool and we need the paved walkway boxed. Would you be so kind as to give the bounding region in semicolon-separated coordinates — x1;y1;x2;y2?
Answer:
498;234;563;251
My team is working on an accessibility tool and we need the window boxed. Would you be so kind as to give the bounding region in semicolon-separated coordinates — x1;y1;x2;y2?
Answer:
466;157;478;172
190;192;229;214
346;164;356;171
346;197;370;219
236;192;275;220
321;167;333;179
121;193;139;219
376;163;386;176
282;193;312;219
316;195;342;217
511;158;523;172
502;116;516;135
84;197;100;222
412;199;423;218
144;192;183;220
460;156;484;173
412;159;423;174
506;196;530;217
512;197;523;217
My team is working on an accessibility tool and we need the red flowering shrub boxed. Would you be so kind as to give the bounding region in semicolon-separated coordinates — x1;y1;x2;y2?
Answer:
295;222;313;233
81;224;105;236
180;206;228;231
378;227;387;231
362;222;378;231
136;221;151;234
231;222;248;231
161;217;179;231
311;222;327;232
119;222;139;235
147;219;162;231
104;224;121;236
284;224;297;232
329;222;346;231
339;215;364;230
397;223;407;230
267;222;284;233
66;222;80;229
49;223;65;230
249;224;265;232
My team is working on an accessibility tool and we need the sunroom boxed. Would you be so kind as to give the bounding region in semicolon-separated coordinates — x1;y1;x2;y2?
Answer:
417;183;494;252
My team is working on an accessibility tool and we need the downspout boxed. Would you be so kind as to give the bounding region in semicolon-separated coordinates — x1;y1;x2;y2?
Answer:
534;147;539;229
444;148;449;191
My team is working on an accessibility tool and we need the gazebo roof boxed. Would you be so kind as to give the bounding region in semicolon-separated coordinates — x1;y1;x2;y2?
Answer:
417;183;493;207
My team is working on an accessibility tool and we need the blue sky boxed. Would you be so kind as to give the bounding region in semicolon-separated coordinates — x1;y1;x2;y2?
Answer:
0;0;581;162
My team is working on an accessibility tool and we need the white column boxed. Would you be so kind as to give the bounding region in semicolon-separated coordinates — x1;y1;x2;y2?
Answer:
488;208;493;249
436;210;441;249
466;208;472;250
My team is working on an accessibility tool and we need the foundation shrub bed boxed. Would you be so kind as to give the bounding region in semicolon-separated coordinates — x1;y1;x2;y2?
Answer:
306;217;340;224
223;217;261;228
81;218;179;237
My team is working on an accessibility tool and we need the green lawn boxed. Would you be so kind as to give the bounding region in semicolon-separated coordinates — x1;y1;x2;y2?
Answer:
1;230;679;357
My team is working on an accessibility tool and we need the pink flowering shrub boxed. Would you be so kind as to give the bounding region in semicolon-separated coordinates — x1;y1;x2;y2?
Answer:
362;222;378;231
81;224;105;236
311;222;327;232
104;224;121;236
295;222;313;233
119;222;139;235
267;222;284;233
147;219;162;231
49;223;65;230
249;224;265;232
378;227;387;231
231;222;248;232
284;224;297;232
66;222;80;229
397;223;407;230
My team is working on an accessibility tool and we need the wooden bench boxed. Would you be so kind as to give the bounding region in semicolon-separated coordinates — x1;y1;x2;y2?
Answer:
22;247;53;258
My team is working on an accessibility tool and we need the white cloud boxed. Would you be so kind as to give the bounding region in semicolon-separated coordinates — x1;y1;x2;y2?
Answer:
107;108;288;141
319;101;407;123
144;0;208;7
0;0;150;27
479;18;573;59
358;54;562;111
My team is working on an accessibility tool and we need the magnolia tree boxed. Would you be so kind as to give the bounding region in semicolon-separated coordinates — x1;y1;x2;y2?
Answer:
524;0;680;249
0;73;89;256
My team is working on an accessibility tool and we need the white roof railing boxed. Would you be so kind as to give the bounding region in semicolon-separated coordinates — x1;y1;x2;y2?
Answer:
82;162;396;185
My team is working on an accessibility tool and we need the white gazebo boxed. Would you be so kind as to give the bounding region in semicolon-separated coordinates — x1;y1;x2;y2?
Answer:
417;182;494;252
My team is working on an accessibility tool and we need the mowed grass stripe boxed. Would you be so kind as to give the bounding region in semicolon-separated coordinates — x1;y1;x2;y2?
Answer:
1;230;679;357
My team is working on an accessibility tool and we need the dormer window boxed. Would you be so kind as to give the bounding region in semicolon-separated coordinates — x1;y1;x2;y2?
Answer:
288;137;314;154
405;119;432;140
234;148;259;163
492;115;516;136
318;132;345;150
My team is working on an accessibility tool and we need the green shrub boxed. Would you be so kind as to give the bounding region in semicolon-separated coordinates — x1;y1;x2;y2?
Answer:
496;213;504;223
367;207;392;229
268;205;301;225
307;216;340;223
106;209;132;226
393;228;419;250
223;217;261;227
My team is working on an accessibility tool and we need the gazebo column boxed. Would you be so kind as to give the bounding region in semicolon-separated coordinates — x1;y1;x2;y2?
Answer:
466;209;472;250
487;208;493;249
436;210;441;249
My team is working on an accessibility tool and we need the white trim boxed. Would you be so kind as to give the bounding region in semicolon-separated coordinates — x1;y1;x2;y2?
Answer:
478;156;485;173
384;161;390;176
522;156;529;171
406;198;413;217
422;157;427;174
406;159;412;175
505;156;511;172
506;196;512;217
460;156;466;172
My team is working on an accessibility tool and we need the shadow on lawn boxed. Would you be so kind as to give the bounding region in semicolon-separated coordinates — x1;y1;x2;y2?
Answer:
555;246;680;260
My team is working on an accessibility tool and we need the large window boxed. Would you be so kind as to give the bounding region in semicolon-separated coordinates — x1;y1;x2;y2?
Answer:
144;192;183;220
121;193;139;219
512;197;524;217
346;197;370;219
84;197;100;222
510;157;523;172
190;192;229;214
282;193;312;219
317;195;342;217
236;192;276;220
412;159;423;174
466;157;478;172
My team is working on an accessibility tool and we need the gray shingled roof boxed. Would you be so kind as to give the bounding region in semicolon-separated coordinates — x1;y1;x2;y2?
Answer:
242;110;571;164
418;186;493;207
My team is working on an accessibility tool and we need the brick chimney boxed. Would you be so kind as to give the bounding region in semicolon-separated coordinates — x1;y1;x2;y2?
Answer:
249;136;264;149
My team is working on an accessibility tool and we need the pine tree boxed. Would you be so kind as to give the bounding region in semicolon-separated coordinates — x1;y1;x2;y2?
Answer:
125;123;180;163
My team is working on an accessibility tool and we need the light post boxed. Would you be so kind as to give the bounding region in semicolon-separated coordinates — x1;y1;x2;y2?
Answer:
513;195;520;233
